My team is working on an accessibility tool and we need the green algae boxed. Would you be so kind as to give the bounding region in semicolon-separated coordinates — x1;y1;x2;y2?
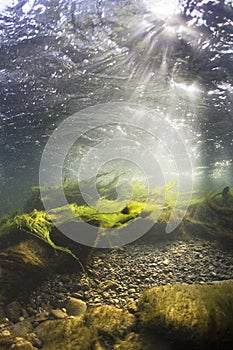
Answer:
71;200;146;228
113;333;146;350
14;210;85;271
24;172;127;212
1;180;233;268
0;209;84;270
184;188;233;240
0;216;18;239
210;187;233;206
62;180;194;231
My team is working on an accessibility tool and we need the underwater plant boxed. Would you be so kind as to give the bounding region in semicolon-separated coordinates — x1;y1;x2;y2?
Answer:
1;177;233;273
14;210;85;271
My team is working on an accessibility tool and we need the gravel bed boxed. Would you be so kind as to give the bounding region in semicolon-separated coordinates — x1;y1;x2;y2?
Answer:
22;238;233;314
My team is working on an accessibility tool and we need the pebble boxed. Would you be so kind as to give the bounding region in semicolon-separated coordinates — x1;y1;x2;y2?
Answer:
128;288;136;294
34;311;49;323
18;238;233;316
50;309;67;319
2;329;11;336
163;258;170;265
71;292;83;299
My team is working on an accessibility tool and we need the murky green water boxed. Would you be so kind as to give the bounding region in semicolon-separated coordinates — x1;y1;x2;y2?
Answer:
0;0;232;212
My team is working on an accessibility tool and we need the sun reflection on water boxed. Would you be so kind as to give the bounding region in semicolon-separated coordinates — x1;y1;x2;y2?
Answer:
143;0;179;17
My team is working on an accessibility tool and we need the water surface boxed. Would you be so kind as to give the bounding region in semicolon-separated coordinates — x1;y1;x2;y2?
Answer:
0;0;232;211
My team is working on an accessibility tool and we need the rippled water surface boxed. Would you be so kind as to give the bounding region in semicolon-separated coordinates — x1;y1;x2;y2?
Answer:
0;0;232;211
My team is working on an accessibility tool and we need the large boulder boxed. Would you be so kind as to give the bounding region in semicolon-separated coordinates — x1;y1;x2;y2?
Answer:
138;281;233;347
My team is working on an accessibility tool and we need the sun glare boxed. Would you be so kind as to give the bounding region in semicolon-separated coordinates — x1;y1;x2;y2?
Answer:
143;0;179;17
171;79;201;97
0;0;17;12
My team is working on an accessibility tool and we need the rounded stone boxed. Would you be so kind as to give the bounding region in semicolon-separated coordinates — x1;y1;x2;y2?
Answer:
65;298;87;317
2;329;11;336
128;288;136;294
50;309;67;319
5;301;22;323
10;320;33;337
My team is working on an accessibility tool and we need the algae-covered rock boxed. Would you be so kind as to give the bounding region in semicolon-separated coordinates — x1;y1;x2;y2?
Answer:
85;304;136;338
0;332;15;350
138;281;233;345
0;333;37;350
35;317;98;350
34;305;136;350
113;331;161;350
113;333;145;350
0;239;48;301
24;333;42;349
10;337;36;350
0;210;89;304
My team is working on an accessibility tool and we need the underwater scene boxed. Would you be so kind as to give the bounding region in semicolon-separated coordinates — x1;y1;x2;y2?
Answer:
0;0;233;349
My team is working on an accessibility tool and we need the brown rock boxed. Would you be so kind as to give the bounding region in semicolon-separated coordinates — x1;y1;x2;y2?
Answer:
34;311;49;322
5;301;22;323
65;298;87;317
100;280;120;291
50;309;67;319
10;321;33;337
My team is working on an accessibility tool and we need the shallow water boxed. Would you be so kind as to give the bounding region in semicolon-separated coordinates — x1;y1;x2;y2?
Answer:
0;0;232;213
0;4;233;350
